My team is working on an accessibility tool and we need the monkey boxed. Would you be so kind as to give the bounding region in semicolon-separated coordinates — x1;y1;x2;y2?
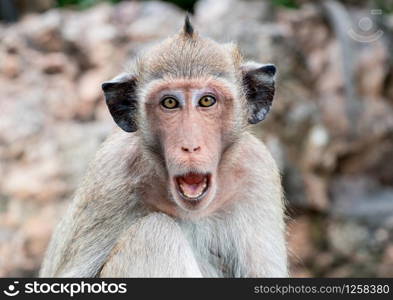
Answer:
40;16;288;278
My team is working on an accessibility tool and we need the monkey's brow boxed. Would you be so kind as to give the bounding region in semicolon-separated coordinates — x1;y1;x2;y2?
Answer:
147;68;232;82
147;79;229;99
214;71;232;79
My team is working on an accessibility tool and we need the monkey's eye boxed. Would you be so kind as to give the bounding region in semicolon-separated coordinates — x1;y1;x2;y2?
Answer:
161;97;179;109
198;95;216;107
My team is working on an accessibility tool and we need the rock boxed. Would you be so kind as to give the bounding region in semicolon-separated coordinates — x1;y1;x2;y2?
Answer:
327;221;370;257
0;91;45;144
22;206;58;261
1;158;68;203
39;52;75;75
313;252;335;273
303;173;329;211
76;69;112;120
378;244;393;277
325;265;352;278
287;216;317;263
357;40;390;99
21;10;64;52
195;0;274;40
330;176;393;225
125;1;184;41
0;53;21;78
54;122;112;185
13;0;55;15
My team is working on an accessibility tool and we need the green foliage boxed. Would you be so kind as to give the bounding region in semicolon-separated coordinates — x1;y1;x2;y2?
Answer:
161;0;197;12
271;0;299;9
375;0;393;14
56;0;121;9
56;0;197;11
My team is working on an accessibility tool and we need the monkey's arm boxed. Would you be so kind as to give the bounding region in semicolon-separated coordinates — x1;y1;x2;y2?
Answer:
40;132;147;277
227;192;287;278
229;134;288;277
100;213;203;278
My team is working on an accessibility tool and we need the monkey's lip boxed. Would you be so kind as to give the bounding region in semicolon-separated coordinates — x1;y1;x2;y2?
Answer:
174;173;211;202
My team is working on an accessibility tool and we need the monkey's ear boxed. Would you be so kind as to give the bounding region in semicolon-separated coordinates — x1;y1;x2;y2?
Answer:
241;62;276;124
102;73;138;132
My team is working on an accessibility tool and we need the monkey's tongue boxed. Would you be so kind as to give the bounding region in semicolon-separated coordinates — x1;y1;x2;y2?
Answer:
177;173;207;199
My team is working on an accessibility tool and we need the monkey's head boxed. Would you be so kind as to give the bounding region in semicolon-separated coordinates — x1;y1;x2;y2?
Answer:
102;17;276;213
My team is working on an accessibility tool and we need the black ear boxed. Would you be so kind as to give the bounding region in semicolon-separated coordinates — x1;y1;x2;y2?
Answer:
102;73;138;132
241;63;276;124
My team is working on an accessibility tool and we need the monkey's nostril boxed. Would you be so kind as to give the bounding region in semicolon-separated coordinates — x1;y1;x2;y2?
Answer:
181;146;201;153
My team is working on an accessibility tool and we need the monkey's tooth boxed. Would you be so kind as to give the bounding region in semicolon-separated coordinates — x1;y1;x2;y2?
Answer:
180;184;205;199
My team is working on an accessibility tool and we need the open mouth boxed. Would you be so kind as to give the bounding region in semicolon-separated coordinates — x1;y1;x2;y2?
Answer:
175;172;211;202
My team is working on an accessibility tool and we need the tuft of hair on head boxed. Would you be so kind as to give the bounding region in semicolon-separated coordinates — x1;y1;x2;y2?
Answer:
183;14;194;38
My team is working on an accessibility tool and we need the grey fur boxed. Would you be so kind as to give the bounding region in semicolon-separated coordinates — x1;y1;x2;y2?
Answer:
40;132;287;277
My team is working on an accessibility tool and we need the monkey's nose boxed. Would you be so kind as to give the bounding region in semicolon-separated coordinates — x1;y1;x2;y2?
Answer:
181;146;201;153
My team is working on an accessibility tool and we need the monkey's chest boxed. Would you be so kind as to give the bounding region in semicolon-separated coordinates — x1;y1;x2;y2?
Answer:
179;222;242;277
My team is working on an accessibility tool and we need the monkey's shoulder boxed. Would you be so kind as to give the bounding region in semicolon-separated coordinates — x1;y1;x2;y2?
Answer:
80;130;144;191
238;132;279;171
218;132;281;202
93;130;141;166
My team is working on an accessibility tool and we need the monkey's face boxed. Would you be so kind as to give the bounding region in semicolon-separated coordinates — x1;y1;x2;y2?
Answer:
142;78;238;211
102;26;277;214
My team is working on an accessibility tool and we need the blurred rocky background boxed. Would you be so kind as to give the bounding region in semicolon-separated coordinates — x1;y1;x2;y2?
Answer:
0;0;392;277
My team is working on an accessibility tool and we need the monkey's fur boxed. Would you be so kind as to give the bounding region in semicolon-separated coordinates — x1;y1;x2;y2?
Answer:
40;17;288;278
